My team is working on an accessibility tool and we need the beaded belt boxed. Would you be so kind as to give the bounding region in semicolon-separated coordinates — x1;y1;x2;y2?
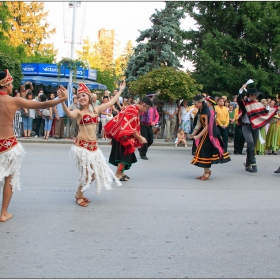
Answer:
74;138;98;152
0;135;18;154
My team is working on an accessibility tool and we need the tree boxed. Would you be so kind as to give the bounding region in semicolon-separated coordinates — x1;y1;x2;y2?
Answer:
181;1;280;96
125;2;187;82
115;40;134;80
0;53;22;90
128;67;202;100
0;2;57;58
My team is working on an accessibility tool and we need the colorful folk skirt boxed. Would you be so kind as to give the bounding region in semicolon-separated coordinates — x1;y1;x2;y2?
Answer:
0;135;26;192
191;132;231;168
70;137;121;193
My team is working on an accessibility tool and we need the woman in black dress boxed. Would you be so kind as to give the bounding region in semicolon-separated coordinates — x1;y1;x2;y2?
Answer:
190;95;231;180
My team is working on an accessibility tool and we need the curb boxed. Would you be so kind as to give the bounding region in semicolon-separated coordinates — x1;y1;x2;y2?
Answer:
17;137;238;148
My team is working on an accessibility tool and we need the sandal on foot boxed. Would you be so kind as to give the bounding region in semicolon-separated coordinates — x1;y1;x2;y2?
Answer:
201;170;211;181
75;193;91;203
119;176;129;181
123;175;130;180
76;198;88;207
196;175;204;179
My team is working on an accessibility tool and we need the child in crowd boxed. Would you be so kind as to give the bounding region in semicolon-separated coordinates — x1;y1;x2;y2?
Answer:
175;127;187;147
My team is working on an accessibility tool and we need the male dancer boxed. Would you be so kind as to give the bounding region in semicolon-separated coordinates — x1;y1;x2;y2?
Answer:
0;69;67;222
237;83;278;173
104;97;152;181
138;91;159;160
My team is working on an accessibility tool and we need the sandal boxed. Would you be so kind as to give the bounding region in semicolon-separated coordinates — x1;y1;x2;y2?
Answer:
200;170;211;181
123;175;130;180
75;193;91;203
76;197;88;207
118;176;129;181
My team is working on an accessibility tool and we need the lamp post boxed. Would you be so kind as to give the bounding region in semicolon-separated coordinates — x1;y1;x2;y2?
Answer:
63;1;84;137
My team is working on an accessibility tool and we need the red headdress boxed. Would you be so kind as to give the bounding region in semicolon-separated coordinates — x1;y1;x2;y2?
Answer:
78;83;91;95
0;69;13;86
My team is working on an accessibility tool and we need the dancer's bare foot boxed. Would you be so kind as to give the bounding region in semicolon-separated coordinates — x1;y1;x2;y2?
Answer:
0;213;13;222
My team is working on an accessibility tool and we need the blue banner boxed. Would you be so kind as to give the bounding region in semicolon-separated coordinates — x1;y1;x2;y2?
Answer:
21;63;39;75
21;63;97;80
87;69;97;81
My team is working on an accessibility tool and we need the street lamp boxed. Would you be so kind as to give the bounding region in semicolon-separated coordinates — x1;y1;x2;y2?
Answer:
63;1;86;136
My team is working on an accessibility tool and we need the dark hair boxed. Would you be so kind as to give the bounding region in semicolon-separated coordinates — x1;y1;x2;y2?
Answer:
140;96;153;107
217;97;225;102
103;96;109;100
40;94;47;102
193;94;204;102
26;91;33;99
12;89;19;97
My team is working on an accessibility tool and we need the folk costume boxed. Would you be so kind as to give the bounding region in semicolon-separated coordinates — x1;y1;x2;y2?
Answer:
70;83;121;193
0;136;26;193
0;70;26;192
104;105;142;171
237;87;278;172
265;115;280;154
191;101;231;168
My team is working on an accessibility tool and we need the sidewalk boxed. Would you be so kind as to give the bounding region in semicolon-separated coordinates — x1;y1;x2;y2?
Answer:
17;136;237;148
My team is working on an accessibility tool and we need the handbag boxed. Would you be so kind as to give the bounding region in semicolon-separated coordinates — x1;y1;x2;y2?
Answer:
21;108;29;117
42;108;50;117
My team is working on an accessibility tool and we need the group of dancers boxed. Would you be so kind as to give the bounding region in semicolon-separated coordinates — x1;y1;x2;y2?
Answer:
0;68;279;222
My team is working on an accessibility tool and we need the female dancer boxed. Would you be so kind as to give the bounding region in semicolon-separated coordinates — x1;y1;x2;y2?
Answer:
60;82;126;207
190;95;231;180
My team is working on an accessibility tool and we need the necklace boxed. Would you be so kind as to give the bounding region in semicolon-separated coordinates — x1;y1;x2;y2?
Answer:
81;110;96;141
0;91;7;95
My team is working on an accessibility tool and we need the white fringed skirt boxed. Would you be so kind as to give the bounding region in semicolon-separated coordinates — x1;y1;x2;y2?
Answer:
0;142;26;192
70;145;121;193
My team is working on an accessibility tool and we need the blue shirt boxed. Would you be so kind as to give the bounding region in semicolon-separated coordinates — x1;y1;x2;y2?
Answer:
55;97;65;117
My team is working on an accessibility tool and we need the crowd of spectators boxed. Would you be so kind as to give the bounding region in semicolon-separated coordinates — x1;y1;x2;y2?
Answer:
11;82;280;154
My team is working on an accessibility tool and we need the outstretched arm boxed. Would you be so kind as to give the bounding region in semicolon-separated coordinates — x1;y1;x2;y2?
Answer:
15;85;67;109
95;81;126;114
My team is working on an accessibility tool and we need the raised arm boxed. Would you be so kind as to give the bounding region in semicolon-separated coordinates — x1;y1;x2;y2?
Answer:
95;81;126;114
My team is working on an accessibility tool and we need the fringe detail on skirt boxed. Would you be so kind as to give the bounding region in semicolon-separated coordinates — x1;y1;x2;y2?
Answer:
70;145;122;193
0;143;26;193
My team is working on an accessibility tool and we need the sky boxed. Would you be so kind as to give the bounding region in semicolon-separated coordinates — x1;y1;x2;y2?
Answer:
43;1;196;70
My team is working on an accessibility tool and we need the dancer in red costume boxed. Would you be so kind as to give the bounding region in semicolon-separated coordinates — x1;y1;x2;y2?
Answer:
104;97;152;181
60;82;126;207
0;69;67;222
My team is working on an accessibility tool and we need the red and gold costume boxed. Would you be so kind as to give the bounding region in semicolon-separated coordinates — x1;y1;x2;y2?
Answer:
69;83;121;193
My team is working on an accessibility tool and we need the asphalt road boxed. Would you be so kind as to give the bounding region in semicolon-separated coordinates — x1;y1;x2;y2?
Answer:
1;143;280;278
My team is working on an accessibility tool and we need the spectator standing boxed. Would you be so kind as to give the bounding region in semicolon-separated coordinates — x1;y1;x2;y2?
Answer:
12;89;21;137
228;104;236;142
54;95;65;139
153;100;164;139
40;94;53;140
163;97;178;141
22;92;35;138
34;89;44;138
100;96;113;140
215;97;229;152
233;105;245;155
138;92;159;160
49;92;56;137
69;95;79;139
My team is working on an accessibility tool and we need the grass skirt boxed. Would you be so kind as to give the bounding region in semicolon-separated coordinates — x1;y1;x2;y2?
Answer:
70;145;121;193
0;143;26;192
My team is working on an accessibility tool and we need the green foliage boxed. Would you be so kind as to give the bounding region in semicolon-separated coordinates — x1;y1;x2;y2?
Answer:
125;2;187;82
128;67;202;100
181;1;280;97
96;68;118;92
0;53;22;90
